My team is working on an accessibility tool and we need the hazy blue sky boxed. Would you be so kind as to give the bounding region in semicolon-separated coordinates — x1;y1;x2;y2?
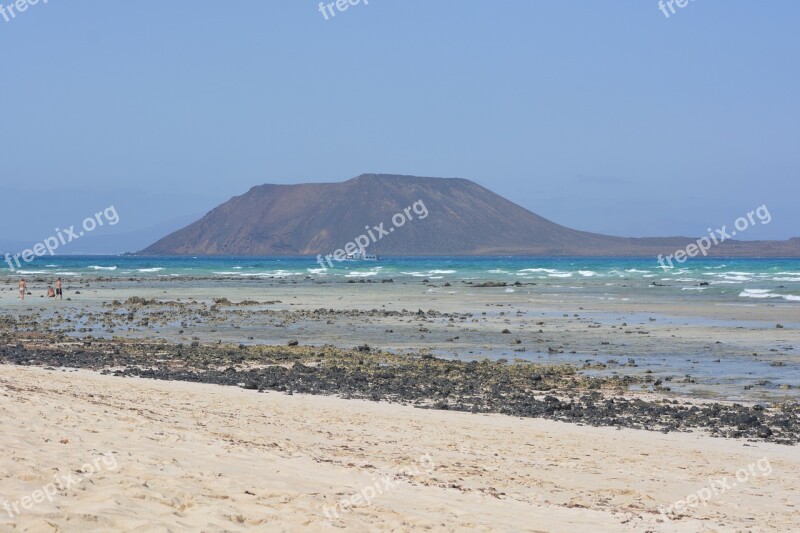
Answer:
2;0;798;247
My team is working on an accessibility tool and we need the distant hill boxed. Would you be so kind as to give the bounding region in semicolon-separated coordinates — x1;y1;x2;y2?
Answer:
139;174;800;257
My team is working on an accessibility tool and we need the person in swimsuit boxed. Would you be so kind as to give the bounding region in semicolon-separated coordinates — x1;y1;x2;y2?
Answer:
19;278;27;300
47;286;56;298
55;278;63;300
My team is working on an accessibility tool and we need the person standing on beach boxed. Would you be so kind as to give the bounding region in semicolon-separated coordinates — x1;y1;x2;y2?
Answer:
18;278;27;300
55;278;63;300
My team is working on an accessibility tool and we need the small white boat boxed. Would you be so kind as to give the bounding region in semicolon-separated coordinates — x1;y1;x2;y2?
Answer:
344;249;378;261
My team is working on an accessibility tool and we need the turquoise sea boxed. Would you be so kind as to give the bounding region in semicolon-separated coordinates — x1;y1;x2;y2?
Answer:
4;255;799;400
4;256;800;304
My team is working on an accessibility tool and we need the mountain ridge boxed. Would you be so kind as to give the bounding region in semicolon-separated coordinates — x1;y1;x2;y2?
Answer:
139;174;800;257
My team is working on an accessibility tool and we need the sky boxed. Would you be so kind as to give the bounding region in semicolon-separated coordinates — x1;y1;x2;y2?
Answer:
1;0;798;251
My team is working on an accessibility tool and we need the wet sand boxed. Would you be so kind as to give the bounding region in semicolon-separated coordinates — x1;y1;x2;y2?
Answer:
2;276;798;402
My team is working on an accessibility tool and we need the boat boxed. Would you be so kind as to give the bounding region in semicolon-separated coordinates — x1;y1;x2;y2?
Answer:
344;249;378;261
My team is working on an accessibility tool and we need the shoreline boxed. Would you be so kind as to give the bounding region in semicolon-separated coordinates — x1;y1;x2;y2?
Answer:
2;265;798;531
1;276;797;404
2;334;797;444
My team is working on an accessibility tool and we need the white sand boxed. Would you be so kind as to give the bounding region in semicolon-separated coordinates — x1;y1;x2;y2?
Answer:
1;366;798;532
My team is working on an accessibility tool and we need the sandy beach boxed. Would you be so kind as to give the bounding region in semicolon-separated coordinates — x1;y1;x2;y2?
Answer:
2;271;798;531
2;365;798;532
5;0;800;530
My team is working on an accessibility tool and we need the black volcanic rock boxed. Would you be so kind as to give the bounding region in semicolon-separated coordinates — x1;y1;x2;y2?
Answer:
139;174;800;257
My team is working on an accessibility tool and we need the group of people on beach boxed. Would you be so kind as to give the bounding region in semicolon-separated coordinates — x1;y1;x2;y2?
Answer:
17;278;62;301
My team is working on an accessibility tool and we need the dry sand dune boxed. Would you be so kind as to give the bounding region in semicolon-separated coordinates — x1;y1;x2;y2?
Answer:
1;366;798;532
0;366;800;531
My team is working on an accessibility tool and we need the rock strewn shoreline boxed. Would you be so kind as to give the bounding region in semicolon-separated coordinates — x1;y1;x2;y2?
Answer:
1;334;797;444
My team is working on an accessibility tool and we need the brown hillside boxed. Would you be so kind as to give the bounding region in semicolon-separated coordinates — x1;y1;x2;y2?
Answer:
140;174;800;257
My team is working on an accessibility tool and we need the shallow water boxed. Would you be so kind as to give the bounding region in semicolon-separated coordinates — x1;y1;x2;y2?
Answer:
4;256;799;403
5;255;800;305
430;348;798;403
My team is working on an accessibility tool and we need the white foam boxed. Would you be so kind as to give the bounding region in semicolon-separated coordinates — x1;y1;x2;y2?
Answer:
137;268;164;273
738;291;774;299
254;270;305;277
739;289;800;302
345;271;378;278
213;270;305;277
89;266;117;271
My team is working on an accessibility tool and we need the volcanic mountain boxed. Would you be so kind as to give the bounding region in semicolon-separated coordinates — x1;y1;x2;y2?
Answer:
140;174;800;257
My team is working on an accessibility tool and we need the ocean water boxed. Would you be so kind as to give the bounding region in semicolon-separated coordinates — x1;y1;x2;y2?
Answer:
4;255;798;401
3;255;800;304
